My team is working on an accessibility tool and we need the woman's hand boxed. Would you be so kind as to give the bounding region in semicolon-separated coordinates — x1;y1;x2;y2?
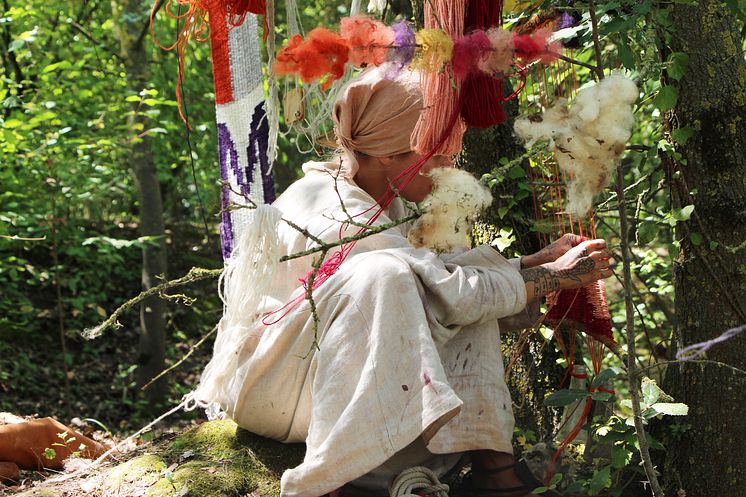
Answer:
521;233;585;268
520;239;613;301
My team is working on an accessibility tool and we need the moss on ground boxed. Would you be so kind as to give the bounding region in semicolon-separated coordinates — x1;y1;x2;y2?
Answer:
13;420;305;497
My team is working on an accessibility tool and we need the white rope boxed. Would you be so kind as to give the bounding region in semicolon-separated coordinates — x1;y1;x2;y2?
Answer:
390;466;450;497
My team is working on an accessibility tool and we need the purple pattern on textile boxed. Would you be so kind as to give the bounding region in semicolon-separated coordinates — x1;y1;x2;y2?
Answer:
218;122;240;260
676;324;746;360
249;101;276;203
384;20;416;79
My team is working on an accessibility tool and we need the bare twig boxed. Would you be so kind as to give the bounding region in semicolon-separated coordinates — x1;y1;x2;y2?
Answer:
587;0;607;81
141;325;218;391
82;267;222;339
617;164;665;497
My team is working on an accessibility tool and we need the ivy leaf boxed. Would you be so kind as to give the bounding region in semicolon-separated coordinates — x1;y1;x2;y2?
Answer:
651;402;689;416
653;85;678;111
671;127;696;145
544;388;588;407
673;205;695;222
667;52;689;81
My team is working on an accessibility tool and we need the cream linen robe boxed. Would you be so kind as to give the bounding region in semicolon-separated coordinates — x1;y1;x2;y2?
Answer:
201;161;535;497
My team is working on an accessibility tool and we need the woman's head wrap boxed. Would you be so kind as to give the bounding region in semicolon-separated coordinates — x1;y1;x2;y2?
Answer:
333;66;423;177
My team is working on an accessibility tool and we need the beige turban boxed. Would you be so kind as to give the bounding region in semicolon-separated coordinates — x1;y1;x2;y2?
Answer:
333;67;423;177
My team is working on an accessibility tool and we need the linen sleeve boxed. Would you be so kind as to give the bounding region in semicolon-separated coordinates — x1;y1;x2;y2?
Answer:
397;245;528;344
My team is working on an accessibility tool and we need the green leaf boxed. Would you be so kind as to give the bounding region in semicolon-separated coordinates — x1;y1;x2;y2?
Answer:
690;232;703;246
43;448;57;460
653;85;678;112
641;377;664;404
8;39;24;52
667;52;689;81
42;61;73;73
497;206;509;219
592;367;620;388
617;40;635;70
544;388;588;407
611;445;632;469
591;391;614;402
671;127;696;145
2;119;23;129
673;205;695;221
508;165;526;179
651;402;689;416
588;466;612;495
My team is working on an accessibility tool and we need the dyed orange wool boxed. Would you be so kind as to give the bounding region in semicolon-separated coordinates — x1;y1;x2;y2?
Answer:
340;15;394;67
274;28;351;90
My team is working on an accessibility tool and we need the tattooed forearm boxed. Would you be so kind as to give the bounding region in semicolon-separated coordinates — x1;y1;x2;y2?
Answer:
521;266;560;297
555;257;595;283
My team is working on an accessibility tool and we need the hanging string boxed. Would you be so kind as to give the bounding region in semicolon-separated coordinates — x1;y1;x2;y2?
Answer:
175;3;213;251
149;0;210;128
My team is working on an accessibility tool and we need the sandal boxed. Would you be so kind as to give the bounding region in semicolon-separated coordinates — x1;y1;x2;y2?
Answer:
469;460;560;497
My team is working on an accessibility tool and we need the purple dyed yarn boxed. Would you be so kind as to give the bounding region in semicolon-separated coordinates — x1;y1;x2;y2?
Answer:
676;324;745;360
384;20;416;79
557;12;578;30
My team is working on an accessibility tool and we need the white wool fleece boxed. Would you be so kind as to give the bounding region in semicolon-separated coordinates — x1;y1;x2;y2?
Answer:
514;74;638;217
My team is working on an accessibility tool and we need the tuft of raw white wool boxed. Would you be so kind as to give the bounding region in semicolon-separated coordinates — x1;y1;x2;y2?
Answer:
408;168;493;253
514;74;638;217
195;203;283;405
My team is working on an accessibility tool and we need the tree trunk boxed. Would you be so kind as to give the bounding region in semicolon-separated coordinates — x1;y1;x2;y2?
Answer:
461;95;564;443
111;0;168;406
662;1;746;495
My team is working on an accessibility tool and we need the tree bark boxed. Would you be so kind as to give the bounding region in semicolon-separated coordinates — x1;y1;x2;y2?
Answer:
111;0;168;406
662;1;746;495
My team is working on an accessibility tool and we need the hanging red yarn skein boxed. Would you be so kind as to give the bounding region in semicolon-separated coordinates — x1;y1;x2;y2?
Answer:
274;28;351;90
459;0;506;128
412;0;467;155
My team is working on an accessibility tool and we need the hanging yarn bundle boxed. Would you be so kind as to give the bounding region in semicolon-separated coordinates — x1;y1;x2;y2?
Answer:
514;74;638;217
411;0;467;156
460;0;506;128
340;15;394;67
274;29;351;90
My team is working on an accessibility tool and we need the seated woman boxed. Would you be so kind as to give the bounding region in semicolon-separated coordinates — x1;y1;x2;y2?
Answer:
195;67;612;497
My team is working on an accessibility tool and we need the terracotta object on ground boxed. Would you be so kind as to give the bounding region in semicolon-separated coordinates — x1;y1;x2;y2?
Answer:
0;417;106;471
0;461;20;485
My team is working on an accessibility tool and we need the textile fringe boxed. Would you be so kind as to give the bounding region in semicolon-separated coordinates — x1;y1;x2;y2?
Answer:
197;205;282;402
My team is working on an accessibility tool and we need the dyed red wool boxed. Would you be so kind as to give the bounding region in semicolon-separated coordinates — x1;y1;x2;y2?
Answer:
513;28;560;65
